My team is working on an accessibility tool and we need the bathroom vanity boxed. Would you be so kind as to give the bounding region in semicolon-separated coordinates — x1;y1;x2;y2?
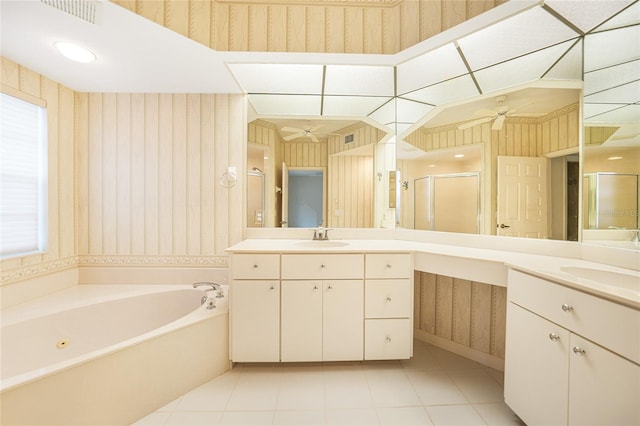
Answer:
228;235;640;425
504;268;639;425
227;242;413;362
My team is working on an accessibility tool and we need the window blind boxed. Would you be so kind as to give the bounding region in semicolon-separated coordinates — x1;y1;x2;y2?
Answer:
1;92;48;258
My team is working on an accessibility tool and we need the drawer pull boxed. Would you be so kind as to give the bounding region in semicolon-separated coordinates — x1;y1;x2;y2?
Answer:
573;346;586;356
385;337;392;343
327;285;333;290
320;264;326;269
548;333;560;342
386;264;392;269
561;304;573;312
313;286;319;291
252;264;258;269
269;285;275;290
386;297;392;302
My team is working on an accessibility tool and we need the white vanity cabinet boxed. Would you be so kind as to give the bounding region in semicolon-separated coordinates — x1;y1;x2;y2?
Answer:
505;269;640;426
281;254;364;362
230;254;280;362
230;249;414;363
364;253;413;360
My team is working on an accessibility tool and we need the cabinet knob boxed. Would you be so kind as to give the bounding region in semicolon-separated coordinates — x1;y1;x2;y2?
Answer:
561;304;573;312
269;285;275;290
386;297;392;302
386;337;392;343
252;264;258;269
327;285;333;290
573;346;586;356
320;264;326;268
313;286;319;291
386;264;392;269
548;333;560;342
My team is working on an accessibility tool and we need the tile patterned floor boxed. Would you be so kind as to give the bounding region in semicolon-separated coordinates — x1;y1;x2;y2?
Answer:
133;340;525;425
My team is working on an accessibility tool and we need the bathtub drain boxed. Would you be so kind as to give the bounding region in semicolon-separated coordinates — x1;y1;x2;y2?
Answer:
56;338;70;349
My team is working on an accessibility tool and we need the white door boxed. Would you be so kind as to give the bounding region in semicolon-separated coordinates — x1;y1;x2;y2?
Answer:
497;156;548;238
504;303;569;426
281;162;289;227
323;280;364;361
231;281;280;362
281;280;323;362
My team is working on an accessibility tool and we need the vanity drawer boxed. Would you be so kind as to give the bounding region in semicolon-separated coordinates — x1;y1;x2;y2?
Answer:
281;254;364;280
365;253;412;278
365;279;411;318
508;269;640;364
231;254;280;279
364;318;411;360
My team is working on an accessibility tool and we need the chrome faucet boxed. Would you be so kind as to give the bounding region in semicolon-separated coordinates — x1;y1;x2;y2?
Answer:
313;226;331;241
193;282;224;309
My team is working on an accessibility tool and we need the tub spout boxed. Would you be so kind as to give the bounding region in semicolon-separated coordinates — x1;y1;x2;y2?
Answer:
193;282;224;309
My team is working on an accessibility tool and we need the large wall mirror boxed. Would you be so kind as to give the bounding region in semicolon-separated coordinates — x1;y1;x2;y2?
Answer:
228;0;639;251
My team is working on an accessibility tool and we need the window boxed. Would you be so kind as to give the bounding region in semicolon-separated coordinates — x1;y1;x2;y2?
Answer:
1;92;47;258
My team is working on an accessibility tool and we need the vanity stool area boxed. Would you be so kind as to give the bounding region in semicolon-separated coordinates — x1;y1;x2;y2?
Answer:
228;249;413;363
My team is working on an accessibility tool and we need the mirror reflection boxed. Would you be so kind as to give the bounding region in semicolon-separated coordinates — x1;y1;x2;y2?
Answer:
398;86;581;240
581;3;640;250
231;0;639;247
247;117;394;228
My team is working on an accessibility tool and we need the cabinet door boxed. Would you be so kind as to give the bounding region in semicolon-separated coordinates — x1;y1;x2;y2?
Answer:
568;335;640;426
231;280;280;362
505;303;569;426
323;280;364;361
281;281;323;362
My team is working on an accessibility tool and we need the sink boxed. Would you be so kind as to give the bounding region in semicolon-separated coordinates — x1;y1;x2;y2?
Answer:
294;241;350;248
559;266;640;290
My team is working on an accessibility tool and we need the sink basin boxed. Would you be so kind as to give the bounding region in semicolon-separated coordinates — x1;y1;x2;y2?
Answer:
294;241;350;248
559;266;640;290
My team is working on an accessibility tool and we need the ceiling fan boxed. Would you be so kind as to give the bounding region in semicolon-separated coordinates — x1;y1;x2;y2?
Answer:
458;95;542;131
281;125;323;143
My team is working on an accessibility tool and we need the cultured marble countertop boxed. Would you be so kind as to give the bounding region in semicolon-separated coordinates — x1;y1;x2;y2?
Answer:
227;238;640;310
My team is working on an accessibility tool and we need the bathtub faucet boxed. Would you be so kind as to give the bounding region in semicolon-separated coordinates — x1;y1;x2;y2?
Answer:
193;282;224;309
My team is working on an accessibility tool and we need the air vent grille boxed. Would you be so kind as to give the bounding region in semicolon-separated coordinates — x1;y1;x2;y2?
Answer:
344;134;355;144
40;0;96;24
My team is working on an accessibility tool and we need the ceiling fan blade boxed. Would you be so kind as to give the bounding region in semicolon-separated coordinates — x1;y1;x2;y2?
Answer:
283;132;304;141
310;125;323;132
309;133;319;143
281;126;304;133
458;116;494;130
492;115;506;131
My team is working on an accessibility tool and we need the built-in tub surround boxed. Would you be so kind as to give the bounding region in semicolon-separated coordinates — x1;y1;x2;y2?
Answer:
0;284;231;426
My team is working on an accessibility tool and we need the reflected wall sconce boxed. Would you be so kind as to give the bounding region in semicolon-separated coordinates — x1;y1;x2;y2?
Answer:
402;181;409;190
377;172;383;181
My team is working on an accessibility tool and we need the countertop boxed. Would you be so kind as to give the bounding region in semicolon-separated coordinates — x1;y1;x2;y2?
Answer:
227;238;640;310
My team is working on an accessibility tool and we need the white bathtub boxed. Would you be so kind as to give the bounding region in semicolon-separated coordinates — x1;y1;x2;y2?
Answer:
0;284;230;425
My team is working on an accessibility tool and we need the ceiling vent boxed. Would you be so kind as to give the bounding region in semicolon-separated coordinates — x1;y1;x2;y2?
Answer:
344;134;355;144
40;0;96;24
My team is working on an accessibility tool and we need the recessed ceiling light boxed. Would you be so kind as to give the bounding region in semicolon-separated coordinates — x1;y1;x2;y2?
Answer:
607;156;623;160
454;154;465;158
54;41;96;63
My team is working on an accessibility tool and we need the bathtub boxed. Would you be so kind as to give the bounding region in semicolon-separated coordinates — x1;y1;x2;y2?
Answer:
0;284;230;425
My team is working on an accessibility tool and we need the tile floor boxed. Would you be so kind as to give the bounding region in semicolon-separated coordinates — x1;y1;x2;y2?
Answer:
133;340;525;425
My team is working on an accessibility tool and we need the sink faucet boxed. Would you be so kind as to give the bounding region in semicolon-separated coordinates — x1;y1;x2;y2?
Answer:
313;226;331;241
633;230;640;243
193;282;224;309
